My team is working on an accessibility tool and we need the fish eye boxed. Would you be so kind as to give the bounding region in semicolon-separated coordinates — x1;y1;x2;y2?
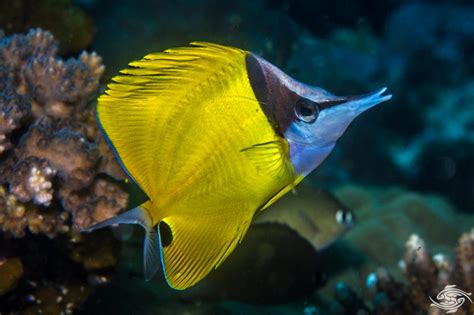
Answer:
295;98;319;123
336;209;353;225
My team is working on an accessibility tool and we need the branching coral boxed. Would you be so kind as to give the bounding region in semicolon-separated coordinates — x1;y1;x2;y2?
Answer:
0;0;95;54
0;28;126;237
0;28;104;120
59;178;128;230
0;76;31;155
0;180;69;238
456;229;474;311
368;230;474;315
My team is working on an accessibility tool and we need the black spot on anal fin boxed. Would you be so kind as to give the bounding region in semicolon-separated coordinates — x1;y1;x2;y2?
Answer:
159;221;173;247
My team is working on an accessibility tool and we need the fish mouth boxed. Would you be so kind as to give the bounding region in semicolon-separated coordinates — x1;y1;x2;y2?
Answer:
341;87;392;114
315;87;392;115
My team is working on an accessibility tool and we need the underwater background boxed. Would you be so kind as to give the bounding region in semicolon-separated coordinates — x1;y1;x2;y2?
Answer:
0;0;473;314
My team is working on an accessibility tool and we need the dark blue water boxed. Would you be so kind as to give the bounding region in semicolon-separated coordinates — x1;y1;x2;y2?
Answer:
1;1;473;314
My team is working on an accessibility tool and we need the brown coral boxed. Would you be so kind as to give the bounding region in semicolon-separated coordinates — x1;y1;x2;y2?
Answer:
456;228;474;312
369;230;474;315
59;179;128;230
0;28;126;314
18;120;100;189
0;229;117;314
0;81;31;155
0;28;126;237
22;285;91;315
67;229;120;270
403;234;438;301
0;0;95;54
0;185;69;238
23;51;104;119
0;256;23;296
7;156;55;206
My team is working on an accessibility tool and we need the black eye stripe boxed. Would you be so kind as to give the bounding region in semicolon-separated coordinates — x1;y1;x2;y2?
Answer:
317;99;347;110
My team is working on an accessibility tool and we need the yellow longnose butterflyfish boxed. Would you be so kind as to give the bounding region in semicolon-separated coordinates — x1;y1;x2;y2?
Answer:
83;42;391;290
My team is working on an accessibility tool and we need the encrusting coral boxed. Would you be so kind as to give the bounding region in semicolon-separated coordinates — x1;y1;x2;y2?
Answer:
0;28;127;237
0;28;126;314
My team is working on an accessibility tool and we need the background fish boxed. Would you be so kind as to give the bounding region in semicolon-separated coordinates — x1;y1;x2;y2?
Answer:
84;42;391;290
180;222;325;304
180;185;354;304
254;184;355;251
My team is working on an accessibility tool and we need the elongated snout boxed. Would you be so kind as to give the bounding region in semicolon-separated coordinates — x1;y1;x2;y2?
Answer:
338;87;392;115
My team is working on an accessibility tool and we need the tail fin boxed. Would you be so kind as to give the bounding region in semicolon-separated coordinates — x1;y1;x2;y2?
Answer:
81;207;162;281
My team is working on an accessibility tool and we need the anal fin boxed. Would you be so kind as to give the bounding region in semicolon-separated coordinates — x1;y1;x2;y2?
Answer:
159;210;253;290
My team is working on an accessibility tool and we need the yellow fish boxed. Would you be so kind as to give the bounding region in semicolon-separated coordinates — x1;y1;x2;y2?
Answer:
84;42;391;290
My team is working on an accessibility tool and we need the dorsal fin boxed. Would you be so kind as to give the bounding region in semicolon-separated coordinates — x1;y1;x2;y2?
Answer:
97;42;247;199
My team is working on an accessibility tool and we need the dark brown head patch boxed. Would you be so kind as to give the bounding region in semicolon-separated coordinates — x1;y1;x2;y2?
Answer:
245;53;299;135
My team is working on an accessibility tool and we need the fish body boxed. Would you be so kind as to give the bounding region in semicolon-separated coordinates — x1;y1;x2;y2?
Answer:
85;42;391;290
254;185;354;251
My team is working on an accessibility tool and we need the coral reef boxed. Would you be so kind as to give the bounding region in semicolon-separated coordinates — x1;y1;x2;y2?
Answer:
0;256;23;296
0;0;95;54
329;184;472;278
367;230;474;315
0;28;126;314
0;230;119;315
309;185;474;315
0;28;126;237
456;229;474;305
0;185;69;238
304;229;474;315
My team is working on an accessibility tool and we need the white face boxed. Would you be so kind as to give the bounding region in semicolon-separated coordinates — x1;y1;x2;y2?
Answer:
250;55;392;177
284;87;392;176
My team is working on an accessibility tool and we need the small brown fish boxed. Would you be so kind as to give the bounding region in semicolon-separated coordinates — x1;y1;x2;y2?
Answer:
180;185;354;304
254;184;355;251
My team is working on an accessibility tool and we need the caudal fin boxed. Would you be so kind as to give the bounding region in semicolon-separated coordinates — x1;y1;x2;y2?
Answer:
81;207;152;232
81;207;162;281
144;227;161;281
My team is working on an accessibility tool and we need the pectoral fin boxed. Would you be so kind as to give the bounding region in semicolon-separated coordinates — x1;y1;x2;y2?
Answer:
241;138;294;180
259;175;305;211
